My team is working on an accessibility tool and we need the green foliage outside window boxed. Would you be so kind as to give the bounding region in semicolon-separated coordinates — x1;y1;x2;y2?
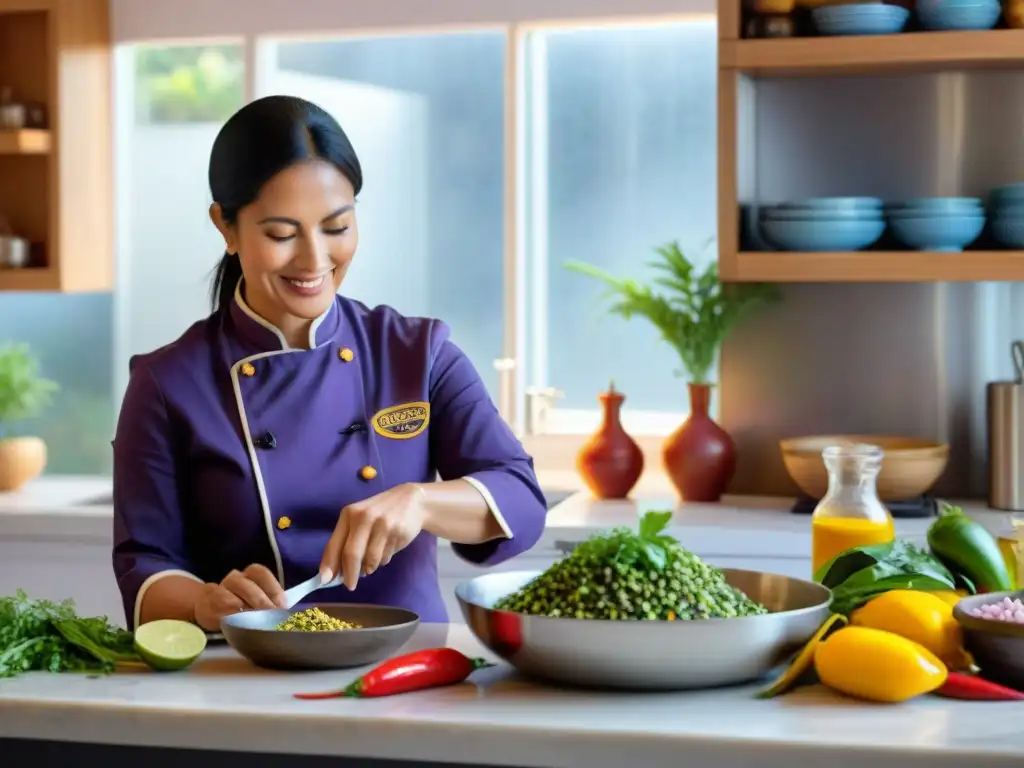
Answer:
134;44;244;124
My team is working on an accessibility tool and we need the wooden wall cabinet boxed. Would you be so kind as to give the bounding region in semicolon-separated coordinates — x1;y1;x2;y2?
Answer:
0;0;111;292
717;0;1024;282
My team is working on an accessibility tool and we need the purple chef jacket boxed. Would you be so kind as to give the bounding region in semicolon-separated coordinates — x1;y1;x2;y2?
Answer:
112;282;546;629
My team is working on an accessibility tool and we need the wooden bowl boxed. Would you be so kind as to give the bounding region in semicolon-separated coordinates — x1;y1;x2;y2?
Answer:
779;435;949;501
0;436;47;492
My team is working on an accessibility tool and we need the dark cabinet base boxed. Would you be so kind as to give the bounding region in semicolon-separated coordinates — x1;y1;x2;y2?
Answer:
0;739;522;768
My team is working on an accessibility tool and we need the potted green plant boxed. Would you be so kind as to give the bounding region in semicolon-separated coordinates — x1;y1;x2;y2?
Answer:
565;240;779;502
0;343;59;491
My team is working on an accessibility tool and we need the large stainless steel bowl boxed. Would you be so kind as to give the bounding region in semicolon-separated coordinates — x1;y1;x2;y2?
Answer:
456;569;831;690
221;603;419;670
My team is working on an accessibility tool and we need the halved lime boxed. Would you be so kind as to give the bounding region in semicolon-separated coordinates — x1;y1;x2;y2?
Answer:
134;619;208;672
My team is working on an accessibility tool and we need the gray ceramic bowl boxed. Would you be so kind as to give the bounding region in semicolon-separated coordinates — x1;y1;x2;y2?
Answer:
954;590;1024;690
456;568;832;691
221;603;419;670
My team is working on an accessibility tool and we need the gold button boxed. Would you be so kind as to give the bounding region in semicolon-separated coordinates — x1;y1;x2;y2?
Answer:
241;362;256;377
277;516;292;530
339;347;354;363
359;465;377;481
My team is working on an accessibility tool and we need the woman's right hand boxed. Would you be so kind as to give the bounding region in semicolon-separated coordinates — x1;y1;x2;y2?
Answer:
193;564;287;631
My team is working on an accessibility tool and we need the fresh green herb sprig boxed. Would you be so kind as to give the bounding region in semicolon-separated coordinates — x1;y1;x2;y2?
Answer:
0;590;138;678
577;510;678;572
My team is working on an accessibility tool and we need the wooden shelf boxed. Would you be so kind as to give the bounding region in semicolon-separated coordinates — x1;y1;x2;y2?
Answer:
0;0;113;293
721;30;1024;77
729;251;1024;282
0;267;58;291
0;128;49;154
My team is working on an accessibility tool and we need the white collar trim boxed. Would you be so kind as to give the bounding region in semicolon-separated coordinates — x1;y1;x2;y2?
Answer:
233;278;333;350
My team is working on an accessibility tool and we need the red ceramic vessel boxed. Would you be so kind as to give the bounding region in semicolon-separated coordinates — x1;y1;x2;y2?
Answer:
576;382;644;499
662;383;736;502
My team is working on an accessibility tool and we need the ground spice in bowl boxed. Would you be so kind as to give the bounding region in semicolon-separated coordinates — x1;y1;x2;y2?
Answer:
276;607;363;632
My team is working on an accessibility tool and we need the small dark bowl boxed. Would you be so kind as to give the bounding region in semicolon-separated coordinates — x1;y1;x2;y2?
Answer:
221;603;420;670
953;591;1024;690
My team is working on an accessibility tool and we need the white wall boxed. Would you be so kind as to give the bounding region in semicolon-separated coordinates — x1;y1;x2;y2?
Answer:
110;0;716;42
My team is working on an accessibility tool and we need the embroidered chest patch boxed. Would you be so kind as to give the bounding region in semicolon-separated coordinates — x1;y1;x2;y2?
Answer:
371;402;430;439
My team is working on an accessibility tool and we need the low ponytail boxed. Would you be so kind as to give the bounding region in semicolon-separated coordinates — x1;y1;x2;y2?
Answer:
210;251;242;314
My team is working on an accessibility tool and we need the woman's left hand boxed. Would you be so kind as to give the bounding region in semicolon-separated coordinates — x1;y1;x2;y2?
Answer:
320;483;428;590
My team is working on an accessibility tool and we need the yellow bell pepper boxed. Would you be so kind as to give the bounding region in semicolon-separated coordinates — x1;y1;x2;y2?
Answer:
849;590;967;669
928;590;968;608
814;626;947;703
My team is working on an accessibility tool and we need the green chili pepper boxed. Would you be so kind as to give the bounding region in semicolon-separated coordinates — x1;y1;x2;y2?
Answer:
927;502;1012;593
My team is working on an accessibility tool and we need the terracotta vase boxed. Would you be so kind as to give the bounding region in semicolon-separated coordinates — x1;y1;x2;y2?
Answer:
576;383;644;499
0;436;47;492
662;383;736;502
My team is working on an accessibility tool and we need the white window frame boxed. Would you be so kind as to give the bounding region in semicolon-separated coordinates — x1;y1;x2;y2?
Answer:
111;0;718;468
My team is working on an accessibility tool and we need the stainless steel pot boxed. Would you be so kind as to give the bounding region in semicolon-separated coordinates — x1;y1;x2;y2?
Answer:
988;341;1024;511
456;568;832;691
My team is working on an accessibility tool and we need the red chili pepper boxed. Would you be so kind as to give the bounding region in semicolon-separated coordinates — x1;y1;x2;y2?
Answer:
293;648;494;700
934;672;1024;701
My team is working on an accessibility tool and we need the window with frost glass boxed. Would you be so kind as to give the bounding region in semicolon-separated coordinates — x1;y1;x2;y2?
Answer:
114;42;246;402
522;20;718;435
256;31;507;399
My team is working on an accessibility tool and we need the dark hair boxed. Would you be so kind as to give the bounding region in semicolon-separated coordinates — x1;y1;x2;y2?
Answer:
208;95;363;313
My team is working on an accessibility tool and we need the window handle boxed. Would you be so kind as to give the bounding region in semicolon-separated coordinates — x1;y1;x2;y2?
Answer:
493;357;517;426
524;386;563;436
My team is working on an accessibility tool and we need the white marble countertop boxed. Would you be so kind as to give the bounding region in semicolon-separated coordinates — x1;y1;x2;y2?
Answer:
0;623;1020;767
0;476;113;539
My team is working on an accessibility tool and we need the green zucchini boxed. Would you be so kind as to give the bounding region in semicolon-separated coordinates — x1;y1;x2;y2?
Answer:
927;502;1012;593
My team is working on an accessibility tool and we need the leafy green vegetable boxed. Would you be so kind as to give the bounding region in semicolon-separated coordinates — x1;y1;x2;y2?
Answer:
0;590;138;678
813;539;957;616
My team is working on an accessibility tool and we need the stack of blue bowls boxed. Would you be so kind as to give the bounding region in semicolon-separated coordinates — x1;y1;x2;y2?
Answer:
887;198;985;252
916;0;1001;30
990;184;1024;248
811;3;910;35
760;198;885;252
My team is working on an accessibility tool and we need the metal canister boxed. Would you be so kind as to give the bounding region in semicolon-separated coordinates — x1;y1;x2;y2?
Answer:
988;341;1024;510
0;235;28;268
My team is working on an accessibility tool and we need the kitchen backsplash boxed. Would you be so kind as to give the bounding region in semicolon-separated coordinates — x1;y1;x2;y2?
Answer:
722;279;1024;500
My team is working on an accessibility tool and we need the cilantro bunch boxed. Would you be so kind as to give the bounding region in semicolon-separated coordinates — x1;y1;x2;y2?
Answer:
0;590;139;678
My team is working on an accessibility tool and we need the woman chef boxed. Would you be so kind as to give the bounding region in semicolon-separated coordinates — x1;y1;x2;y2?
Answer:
112;95;547;631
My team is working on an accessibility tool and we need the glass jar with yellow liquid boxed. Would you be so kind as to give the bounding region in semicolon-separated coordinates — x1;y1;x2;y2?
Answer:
996;515;1024;589
811;443;895;575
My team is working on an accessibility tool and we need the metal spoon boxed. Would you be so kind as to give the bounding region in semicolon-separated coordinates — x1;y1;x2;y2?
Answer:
282;573;343;609
1013;340;1024;385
